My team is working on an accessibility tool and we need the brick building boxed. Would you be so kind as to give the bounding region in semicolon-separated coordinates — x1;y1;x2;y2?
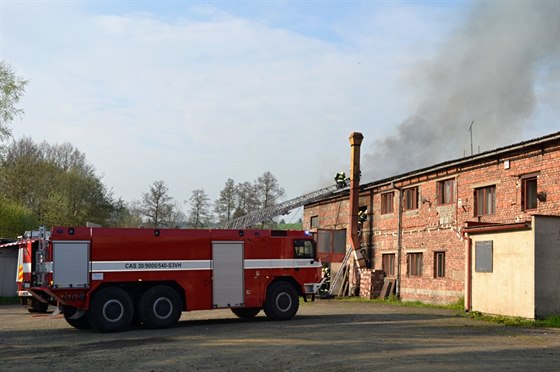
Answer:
304;132;560;304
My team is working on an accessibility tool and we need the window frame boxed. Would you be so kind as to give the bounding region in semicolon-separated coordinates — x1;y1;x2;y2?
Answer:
294;239;315;259
521;176;537;211
474;185;496;216
434;251;445;278
382;253;396;276
381;192;395;214
310;215;319;229
407;252;423;277
403;187;419;211
437;179;454;205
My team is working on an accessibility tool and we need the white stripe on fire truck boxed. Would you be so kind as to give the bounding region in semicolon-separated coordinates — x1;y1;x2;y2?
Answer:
89;259;322;273
22;263;32;273
91;260;212;272
244;259;322;269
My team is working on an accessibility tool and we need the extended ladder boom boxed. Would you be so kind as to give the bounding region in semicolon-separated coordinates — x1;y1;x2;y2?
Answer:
220;185;340;229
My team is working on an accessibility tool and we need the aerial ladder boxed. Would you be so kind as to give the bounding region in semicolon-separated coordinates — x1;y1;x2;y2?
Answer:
221;132;367;298
219;184;343;229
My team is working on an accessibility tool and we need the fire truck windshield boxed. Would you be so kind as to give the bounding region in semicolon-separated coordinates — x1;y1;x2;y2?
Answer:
294;240;315;259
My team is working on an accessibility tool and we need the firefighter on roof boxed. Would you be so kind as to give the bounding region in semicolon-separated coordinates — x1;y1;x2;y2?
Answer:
334;172;347;188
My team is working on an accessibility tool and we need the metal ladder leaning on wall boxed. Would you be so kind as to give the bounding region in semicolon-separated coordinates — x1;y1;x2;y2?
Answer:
328;247;354;296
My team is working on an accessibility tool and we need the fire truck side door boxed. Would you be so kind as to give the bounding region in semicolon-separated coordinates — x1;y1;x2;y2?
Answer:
212;241;244;308
52;241;90;288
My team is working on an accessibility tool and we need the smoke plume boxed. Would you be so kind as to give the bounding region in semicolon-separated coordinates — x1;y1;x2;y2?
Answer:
363;1;559;181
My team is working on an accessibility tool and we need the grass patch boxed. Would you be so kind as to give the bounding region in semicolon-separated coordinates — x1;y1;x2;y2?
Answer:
468;311;535;326
334;295;465;310
0;296;19;305
468;312;560;328
536;315;560;328
321;295;560;328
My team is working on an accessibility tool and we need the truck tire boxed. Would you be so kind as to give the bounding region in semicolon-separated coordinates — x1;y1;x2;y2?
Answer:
263;282;299;321
138;285;182;329
88;287;134;333
231;307;261;319
27;299;49;313
63;306;91;329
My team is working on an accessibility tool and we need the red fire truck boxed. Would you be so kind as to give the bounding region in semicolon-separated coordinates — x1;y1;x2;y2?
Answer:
24;226;323;332
15;228;52;313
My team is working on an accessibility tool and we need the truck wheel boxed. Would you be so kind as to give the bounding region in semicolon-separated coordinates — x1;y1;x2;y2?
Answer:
27;299;49;313
138;285;182;329
63;306;91;329
88;287;134;333
263;282;299;321
231;307;261;319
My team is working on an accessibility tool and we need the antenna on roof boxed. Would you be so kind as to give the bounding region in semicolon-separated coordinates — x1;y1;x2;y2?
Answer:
468;121;474;155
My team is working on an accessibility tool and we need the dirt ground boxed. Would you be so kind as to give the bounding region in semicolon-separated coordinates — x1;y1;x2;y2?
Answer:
1;300;559;371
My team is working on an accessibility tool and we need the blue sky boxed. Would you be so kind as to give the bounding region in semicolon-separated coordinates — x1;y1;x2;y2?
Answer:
2;1;558;218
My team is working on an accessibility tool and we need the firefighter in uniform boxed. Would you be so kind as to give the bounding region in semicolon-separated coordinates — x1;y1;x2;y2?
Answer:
358;208;367;224
358;208;367;236
334;172;347;188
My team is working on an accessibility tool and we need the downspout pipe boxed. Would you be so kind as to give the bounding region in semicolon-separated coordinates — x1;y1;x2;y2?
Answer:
393;183;403;299
465;233;472;312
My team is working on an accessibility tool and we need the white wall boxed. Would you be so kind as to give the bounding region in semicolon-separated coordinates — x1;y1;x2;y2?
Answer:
471;229;535;318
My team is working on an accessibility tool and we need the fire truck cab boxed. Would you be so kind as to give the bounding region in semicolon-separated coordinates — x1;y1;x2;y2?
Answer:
16;228;51;313
26;226;323;332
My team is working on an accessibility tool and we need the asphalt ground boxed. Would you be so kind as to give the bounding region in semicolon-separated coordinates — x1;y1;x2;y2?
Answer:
1;300;559;371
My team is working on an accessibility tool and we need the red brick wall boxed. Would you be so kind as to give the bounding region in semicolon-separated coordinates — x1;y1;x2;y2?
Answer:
304;138;560;304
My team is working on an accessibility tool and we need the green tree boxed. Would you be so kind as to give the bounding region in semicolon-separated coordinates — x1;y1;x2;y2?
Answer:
233;181;259;218
0;196;38;238
214;178;237;223
106;199;143;228
255;171;285;209
0;61;28;143
0;138;51;214
141;180;175;228
188;189;211;228
0;138;116;228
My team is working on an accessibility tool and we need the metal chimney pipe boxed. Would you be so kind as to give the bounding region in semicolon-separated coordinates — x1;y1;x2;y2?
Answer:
348;132;363;258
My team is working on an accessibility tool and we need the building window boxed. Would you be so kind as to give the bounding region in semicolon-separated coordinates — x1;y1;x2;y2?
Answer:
382;253;395;276
521;177;537;211
437;179;454;205
474;185;496;216
404;187;419;211
434;252;445;278
407;253;423;277
381;192;394;214
310;215;319;229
